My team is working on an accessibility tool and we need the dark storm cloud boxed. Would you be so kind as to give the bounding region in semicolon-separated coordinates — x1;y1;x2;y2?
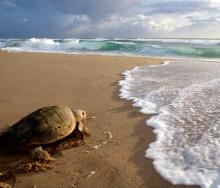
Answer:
0;0;66;38
0;0;139;38
50;0;138;18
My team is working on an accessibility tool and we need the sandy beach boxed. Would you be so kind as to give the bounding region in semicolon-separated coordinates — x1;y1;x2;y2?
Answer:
0;51;199;188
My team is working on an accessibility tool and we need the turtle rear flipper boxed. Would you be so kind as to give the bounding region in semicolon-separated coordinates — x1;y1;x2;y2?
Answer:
30;146;55;161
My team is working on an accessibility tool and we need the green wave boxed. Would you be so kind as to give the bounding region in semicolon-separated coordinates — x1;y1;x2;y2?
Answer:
97;41;139;52
167;45;220;58
2;38;220;59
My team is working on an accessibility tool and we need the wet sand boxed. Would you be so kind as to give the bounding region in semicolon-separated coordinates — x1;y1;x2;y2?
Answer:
0;51;199;188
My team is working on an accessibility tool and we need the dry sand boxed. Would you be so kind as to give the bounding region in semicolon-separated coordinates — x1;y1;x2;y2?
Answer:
0;51;199;188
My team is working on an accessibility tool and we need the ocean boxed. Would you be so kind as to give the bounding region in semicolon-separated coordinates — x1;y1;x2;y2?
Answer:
1;38;220;59
1;38;220;188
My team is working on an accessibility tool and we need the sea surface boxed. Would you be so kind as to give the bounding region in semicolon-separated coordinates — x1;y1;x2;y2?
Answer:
1;38;220;188
1;38;220;59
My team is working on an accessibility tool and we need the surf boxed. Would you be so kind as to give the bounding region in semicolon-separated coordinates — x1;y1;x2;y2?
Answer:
1;38;220;59
119;60;220;188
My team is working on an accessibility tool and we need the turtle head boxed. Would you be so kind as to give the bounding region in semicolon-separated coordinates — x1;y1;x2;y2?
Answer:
72;109;87;122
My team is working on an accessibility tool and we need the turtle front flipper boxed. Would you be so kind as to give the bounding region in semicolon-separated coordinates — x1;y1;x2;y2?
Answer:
51;122;89;153
77;121;85;140
30;146;55;161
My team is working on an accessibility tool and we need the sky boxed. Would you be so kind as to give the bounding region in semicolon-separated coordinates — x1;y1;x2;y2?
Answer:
0;0;220;38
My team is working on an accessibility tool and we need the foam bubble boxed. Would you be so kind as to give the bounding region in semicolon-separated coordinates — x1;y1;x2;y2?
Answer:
23;38;60;50
119;60;220;188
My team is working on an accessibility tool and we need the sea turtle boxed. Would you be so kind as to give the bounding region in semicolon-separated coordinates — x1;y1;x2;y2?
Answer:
0;105;88;161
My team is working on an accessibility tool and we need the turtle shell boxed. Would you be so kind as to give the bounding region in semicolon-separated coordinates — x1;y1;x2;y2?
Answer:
0;106;76;149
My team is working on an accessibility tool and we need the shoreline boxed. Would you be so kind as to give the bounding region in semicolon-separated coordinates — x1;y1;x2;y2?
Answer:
2;49;220;63
0;51;199;188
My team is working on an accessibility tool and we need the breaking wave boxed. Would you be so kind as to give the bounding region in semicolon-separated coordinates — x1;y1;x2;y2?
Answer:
1;38;220;59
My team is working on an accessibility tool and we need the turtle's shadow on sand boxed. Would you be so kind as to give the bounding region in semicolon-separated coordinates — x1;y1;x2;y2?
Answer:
0;151;27;186
110;80;199;188
0;129;87;186
0;152;27;172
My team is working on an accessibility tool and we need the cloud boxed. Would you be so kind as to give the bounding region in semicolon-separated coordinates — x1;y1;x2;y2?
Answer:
66;14;192;38
0;0;16;8
140;0;220;14
146;1;203;14
50;0;139;19
0;0;220;38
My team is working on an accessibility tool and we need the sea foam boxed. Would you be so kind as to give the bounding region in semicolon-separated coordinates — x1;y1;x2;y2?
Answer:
119;60;220;188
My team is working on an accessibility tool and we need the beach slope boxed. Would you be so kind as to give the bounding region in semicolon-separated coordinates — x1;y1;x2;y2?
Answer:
0;52;198;188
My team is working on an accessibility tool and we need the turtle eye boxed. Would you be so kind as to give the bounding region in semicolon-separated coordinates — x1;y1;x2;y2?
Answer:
82;112;86;120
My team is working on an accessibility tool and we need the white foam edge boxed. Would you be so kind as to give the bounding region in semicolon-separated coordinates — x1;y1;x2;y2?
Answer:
119;61;172;114
118;62;220;188
119;68;157;114
145;112;219;188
